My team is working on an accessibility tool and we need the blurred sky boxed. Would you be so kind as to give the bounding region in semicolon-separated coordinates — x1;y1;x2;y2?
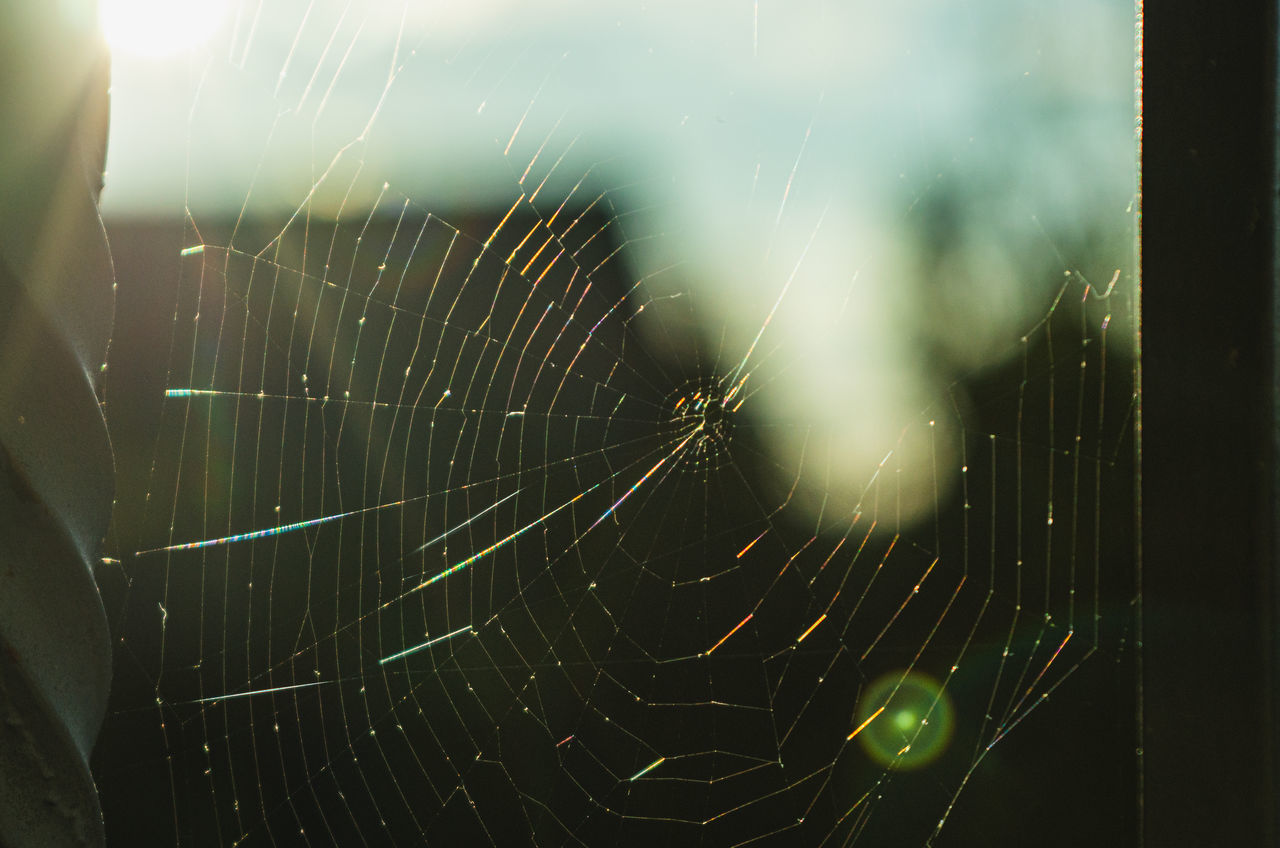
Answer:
103;1;1133;217
99;0;1136;524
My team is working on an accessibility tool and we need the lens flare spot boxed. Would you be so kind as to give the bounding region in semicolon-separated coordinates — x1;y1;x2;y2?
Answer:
853;671;954;770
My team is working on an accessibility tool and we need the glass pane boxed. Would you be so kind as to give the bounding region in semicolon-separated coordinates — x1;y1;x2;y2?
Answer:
99;1;1139;844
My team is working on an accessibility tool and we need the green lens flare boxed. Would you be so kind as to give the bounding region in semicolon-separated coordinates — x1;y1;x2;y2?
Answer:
853;671;954;770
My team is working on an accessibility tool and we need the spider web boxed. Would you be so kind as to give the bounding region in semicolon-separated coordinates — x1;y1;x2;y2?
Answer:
98;2;1138;845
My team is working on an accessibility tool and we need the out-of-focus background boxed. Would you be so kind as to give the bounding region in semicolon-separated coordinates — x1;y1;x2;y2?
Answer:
93;1;1139;845
101;0;1135;524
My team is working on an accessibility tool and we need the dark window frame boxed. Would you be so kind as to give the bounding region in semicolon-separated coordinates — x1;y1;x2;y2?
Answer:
1142;2;1279;843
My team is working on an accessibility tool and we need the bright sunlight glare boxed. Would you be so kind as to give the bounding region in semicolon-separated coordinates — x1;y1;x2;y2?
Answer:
99;0;228;58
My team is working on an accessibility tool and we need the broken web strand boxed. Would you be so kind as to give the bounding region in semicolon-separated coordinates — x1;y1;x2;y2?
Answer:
118;8;1135;848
